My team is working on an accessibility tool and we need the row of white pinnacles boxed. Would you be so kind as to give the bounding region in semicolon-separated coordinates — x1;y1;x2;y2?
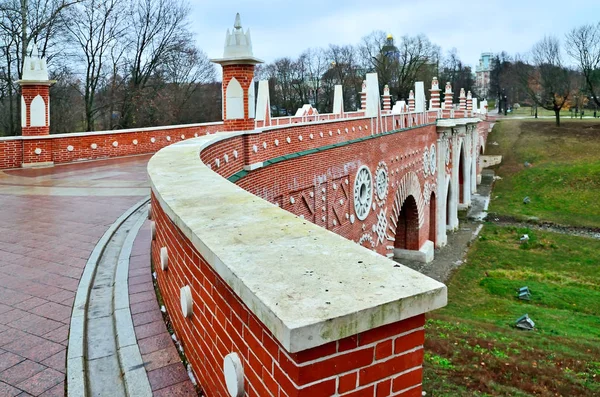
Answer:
282;75;489;118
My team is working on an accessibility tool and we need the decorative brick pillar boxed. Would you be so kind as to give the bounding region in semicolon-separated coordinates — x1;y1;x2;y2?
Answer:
443;82;453;118
408;90;415;112
466;90;473;116
18;47;54;136
211;14;263;132
429;77;441;111
361;80;367;111
382;84;392;111
459;88;466;113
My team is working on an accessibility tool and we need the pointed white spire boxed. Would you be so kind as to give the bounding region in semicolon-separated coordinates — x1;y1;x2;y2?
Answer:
212;13;263;65
21;42;49;81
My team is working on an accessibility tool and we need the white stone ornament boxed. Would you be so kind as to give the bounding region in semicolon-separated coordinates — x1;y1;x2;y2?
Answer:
91;143;98;149
112;141;118;147
298;135;303;141
252;145;258;153
328;131;332;136
181;134;185;139
337;129;341;135
34;148;42;155
290;197;295;204
224;353;244;397
262;142;267;149
224;154;229;163
274;139;279;146
160;247;168;270
166;136;171;141
215;158;220;168
133;139;138;145
350;215;355;224
151;221;156;240
353;165;373;221
309;133;314;139
67;145;74;152
375;163;389;200
151;137;156;143
147;203;152;220
194;133;198;137
319;132;323;138
233;150;238;159
286;137;291;144
422;148;430;176
430;144;437;175
180;285;193;317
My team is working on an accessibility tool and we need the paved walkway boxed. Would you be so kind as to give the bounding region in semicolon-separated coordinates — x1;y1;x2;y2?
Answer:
0;155;194;396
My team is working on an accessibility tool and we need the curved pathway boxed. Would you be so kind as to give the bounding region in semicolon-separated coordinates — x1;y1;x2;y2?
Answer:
0;155;194;396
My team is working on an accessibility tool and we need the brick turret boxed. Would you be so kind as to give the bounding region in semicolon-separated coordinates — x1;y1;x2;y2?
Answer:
459;88;466;112
211;14;263;132
382;84;392;111
360;80;367;111
443;82;453;118
18;46;55;136
408;90;415;112
429;77;441;110
466;90;473;116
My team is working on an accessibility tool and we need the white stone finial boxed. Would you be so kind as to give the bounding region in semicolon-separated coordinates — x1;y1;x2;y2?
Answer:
21;42;49;81
431;77;439;91
467;90;472;99
211;13;263;65
444;82;453;94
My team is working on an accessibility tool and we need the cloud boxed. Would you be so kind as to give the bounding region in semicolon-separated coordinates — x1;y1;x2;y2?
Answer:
189;0;600;68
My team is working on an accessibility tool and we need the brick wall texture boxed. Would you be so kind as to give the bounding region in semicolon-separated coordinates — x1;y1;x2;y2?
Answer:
151;193;427;397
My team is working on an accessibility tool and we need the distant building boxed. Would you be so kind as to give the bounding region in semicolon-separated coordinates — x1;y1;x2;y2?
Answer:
475;52;494;99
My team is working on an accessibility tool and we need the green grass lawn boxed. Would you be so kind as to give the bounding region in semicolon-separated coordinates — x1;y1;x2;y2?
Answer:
424;225;600;396
423;119;600;396
485;120;600;228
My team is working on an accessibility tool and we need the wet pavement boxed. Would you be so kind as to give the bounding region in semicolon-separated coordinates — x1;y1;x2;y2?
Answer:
0;155;194;396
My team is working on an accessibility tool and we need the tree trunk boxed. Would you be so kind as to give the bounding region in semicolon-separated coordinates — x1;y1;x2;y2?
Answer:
555;108;560;127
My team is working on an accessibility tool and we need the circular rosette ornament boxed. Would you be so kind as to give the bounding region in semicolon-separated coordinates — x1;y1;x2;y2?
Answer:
375;161;389;205
423;148;430;177
353;166;373;221
430;144;437;175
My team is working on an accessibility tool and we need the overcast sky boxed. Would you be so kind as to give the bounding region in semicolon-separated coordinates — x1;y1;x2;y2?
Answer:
189;0;600;68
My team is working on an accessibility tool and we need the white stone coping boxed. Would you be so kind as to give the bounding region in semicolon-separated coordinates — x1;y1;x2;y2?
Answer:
148;131;447;354
436;117;481;128
0;121;223;141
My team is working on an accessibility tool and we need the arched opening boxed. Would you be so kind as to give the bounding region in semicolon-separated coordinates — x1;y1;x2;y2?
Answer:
429;192;436;244
458;143;465;203
446;181;451;227
394;195;419;250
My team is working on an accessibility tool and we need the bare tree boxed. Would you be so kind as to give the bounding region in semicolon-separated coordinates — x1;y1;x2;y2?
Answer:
519;36;573;126
118;0;190;128
63;0;124;130
566;23;600;108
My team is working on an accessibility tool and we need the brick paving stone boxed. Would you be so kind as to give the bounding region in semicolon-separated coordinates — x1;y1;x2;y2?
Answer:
130;300;157;315
132;310;163;327
12;298;47;311
129;291;156;305
0;360;46;385
142;346;181;372
16;368;63;396
129;282;154;295
0;310;29;325
38;382;64;397
147;363;190;391
138;333;174;356
0;351;25;373
7;314;63;337
40;350;66;374
0;330;28;347
29;302;72;323
134;321;168;340
153;381;197;397
128;274;153;286
42;325;69;345
0;381;21;397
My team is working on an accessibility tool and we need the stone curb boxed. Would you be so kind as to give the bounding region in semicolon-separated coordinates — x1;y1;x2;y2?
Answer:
114;210;153;397
67;197;150;397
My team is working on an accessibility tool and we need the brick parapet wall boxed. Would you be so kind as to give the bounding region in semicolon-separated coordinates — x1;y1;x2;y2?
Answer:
201;122;439;257
151;193;427;397
0;122;222;169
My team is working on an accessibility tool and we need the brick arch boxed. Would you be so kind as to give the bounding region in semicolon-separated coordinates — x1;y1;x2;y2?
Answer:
391;171;424;229
479;135;485;154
